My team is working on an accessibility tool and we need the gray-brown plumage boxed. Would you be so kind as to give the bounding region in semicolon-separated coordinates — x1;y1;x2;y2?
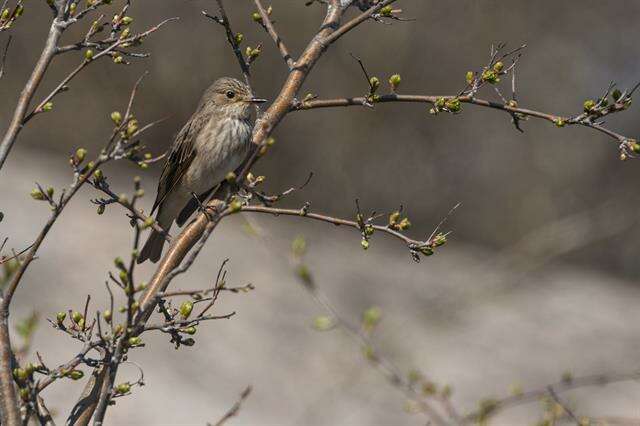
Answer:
138;77;266;263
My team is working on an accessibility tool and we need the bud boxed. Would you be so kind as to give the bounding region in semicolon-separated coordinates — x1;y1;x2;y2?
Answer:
1;8;9;20
229;199;242;213
93;168;104;182
492;61;504;73
465;71;474;84
143;217;154;228
103;310;112;322
583;99;596;112
121;16;133;25
388;74;401;90
420;246;434;256
266;136;276;146
225;171;236;183
84;49;94;61
30;189;45;200
56;311;67;324
71;311;83;324
24;363;36;375
42;102;53;112
13;368;28;381
14;4;23;17
97;204;105;215
46;187;54;198
361;239;369;250
444;98;461;113
120;27;130;39
234;33;244;45
379;5;393;17
433;233;447;247
110;111;122;125
128;336;142;346
115;382;131;394
612;89;622;101
75;148;87;163
369;76;380;92
481;69;499;84
113;55;123;64
19;387;29;401
398;217;411;230
251;12;262;22
312;316;333;331
389;211;401;225
126;119;138;137
179;301;194;318
183;326;197;335
68;370;84;380
114;257;126;270
554;118;566;127
362;306;381;328
118;193;128;204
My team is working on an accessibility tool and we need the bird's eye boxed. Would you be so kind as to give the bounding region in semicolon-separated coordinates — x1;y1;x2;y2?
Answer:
226;90;235;99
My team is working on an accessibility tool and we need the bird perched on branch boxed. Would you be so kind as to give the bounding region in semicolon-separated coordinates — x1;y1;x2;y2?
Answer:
138;77;266;263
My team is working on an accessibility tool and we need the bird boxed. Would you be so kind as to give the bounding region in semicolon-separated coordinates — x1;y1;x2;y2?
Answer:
137;77;266;263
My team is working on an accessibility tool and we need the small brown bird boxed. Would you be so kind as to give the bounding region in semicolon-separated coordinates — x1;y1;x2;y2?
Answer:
138;77;266;263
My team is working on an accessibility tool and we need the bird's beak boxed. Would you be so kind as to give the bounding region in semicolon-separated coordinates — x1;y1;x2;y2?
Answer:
250;97;268;104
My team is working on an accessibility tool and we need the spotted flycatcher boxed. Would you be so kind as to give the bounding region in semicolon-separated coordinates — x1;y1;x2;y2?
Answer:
138;77;266;263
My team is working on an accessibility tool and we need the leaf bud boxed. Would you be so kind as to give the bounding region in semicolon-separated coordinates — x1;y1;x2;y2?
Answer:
179;301;193;318
388;74;401;90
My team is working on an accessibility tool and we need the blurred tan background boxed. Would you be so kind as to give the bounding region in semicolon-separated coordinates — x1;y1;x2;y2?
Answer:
2;1;640;424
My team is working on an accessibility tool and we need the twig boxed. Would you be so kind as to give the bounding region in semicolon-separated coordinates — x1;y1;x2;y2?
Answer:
210;386;252;426
253;0;294;69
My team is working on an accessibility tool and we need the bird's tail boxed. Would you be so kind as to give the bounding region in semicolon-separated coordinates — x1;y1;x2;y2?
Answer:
138;229;166;264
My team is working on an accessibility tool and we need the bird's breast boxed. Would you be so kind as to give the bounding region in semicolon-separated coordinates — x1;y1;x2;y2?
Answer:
184;117;252;192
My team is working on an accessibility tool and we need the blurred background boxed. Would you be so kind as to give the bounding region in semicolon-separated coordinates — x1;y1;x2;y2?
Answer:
2;1;640;424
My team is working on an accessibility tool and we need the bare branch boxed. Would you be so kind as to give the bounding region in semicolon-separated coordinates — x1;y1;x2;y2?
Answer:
253;0;294;69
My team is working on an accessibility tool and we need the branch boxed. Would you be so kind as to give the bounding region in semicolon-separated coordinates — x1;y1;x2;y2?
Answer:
210;386;252;426
294;93;634;148
253;0;294;69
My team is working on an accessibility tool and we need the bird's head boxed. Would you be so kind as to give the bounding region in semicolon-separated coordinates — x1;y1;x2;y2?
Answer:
199;77;266;119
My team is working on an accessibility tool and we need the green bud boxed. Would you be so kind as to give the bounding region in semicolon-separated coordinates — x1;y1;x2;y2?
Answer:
75;148;87;163
118;270;128;284
113;55;123;64
266;136;276;146
481;69;500;84
183;326;197;335
46;187;54;198
364;224;374;236
114;257;126;270
229;199;242;213
42;102;53;112
1;8;9;20
234;33;244;45
251;12;262;22
118;193;128;204
71;311;83;324
14;4;23;17
379;5;393;17
420;246;434;256
465;71;474;84
179;301;194;318
126;119;138;137
225;171;237;183
69;2;76;13
398;217;411;230
369;76;380;91
13;368;28;381
388;74;401;90
361;239;369;250
19;387;29;401
492;61;504;72
389;211;401;225
143;217;154;228
56;312;67;324
120;27;130;39
97;204;105;215
127;336;142;346
67;370;84;380
115;382;131;394
24;363;36;375
121;16;133;25
84;49;94;61
110;111;122;125
583;99;596;112
612;89;622;101
435;97;446;108
93;169;104;182
362;306;381;328
433;233;447;247
30;189;45;200
312;315;333;331
103;310;112;322
554;118;566;127
444;97;462;113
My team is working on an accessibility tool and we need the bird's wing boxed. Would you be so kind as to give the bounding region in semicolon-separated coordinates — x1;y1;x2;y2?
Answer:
151;115;206;214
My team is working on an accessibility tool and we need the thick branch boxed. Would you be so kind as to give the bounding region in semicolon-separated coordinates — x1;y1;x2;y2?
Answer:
0;15;64;171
